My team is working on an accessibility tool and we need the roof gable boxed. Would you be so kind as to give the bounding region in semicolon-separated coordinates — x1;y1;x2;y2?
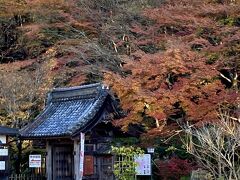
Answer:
20;83;117;138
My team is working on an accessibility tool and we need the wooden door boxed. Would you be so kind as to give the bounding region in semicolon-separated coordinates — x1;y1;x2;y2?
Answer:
53;146;74;180
98;156;114;180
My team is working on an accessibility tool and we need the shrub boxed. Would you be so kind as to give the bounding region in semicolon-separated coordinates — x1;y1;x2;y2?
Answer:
112;146;144;180
155;156;196;180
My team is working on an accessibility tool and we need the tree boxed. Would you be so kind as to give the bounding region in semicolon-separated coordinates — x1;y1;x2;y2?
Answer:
104;0;240;138
0;60;53;128
105;49;237;136
181;107;240;179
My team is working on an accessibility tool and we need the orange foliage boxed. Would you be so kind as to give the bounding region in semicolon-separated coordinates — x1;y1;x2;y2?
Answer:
105;0;240;137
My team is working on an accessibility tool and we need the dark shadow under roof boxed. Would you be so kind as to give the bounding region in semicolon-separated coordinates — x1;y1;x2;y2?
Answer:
0;126;18;135
20;83;117;138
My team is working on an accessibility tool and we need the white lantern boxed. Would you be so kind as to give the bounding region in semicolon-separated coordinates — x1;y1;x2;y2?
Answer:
147;147;155;154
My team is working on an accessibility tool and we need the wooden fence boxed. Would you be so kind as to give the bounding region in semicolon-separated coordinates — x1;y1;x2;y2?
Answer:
9;174;46;180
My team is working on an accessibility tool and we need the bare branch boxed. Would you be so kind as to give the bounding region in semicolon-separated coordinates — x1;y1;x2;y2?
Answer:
181;108;240;180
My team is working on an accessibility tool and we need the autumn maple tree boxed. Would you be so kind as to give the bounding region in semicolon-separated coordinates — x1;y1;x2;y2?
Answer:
105;0;240;137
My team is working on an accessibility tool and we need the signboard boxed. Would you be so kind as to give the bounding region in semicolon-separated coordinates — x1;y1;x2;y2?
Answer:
135;154;151;175
0;135;6;144
79;133;85;180
29;155;41;168
83;155;94;175
0;148;8;156
0;161;5;170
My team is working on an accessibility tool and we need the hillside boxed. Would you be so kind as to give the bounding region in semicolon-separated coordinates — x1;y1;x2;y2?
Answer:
0;0;239;141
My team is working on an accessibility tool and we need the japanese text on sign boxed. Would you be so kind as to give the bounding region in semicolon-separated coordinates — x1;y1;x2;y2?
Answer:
135;154;151;175
29;155;41;168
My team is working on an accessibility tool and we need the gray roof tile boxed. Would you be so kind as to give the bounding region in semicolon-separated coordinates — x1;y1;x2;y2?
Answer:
20;83;112;138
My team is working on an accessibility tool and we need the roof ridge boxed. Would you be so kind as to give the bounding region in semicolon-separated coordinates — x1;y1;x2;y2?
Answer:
52;83;105;92
48;83;109;102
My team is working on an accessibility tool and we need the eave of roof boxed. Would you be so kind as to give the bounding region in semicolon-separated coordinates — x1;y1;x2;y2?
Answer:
0;126;19;135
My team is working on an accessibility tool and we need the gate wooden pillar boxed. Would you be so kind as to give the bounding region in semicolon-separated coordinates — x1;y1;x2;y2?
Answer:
46;141;52;180
74;140;80;180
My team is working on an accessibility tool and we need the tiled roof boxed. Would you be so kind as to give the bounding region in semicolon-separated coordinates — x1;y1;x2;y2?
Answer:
0;126;18;135
20;83;115;138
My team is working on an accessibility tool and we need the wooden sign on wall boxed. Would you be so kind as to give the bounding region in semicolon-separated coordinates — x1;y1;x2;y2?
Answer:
83;155;94;175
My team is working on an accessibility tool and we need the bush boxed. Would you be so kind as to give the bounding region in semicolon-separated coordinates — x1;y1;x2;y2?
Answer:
155;156;197;180
112;146;144;180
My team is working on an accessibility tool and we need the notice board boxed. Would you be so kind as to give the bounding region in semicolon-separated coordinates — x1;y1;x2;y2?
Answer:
135;154;151;176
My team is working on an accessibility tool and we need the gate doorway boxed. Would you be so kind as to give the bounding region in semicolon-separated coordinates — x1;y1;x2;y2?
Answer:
53;146;74;180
